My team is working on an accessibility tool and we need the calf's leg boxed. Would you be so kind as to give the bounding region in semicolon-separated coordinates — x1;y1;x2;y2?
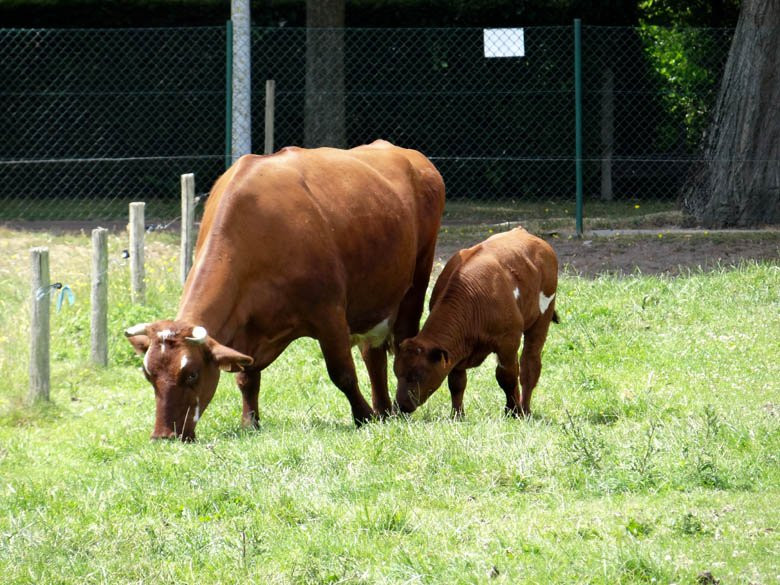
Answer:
519;315;554;414
360;342;393;418
447;368;467;418
236;369;261;428
495;342;523;416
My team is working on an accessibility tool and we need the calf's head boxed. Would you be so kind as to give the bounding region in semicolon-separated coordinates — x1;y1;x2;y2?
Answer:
393;338;451;413
125;320;253;441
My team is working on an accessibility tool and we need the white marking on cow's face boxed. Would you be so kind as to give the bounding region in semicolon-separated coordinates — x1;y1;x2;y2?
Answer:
539;291;556;314
180;355;189;371
513;287;520;300
350;317;391;348
158;329;174;341
193;398;201;422
158;329;174;353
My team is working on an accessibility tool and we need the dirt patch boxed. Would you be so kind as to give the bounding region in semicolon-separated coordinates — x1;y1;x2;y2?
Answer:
4;221;779;278
435;228;780;277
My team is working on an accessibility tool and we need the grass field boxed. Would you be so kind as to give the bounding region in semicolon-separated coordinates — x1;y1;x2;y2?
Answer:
0;227;778;584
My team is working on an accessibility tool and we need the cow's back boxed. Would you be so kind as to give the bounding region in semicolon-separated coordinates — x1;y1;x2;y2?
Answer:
186;141;444;335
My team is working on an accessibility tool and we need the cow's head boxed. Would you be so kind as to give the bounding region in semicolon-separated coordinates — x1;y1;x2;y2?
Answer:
393;338;451;414
125;320;253;441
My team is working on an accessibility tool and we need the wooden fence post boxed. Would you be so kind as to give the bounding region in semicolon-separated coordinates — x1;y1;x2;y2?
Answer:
29;247;50;402
91;228;108;366
129;202;145;304
264;79;275;155
180;173;195;285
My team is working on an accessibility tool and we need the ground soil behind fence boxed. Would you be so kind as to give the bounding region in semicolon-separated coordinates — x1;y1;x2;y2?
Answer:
2;221;779;278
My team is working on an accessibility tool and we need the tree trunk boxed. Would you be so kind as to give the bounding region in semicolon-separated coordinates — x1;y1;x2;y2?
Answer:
683;0;780;227
305;0;346;148
600;67;615;201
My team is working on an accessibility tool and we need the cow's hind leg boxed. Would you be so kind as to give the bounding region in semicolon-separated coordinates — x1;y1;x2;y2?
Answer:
391;247;436;352
317;311;375;426
360;342;392;418
236;369;261;428
519;314;554;415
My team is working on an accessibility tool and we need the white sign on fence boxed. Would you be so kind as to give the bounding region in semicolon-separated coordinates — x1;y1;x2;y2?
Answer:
483;28;525;58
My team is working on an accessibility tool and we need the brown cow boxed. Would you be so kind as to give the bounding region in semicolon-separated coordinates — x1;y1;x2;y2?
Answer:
394;227;558;417
125;140;445;440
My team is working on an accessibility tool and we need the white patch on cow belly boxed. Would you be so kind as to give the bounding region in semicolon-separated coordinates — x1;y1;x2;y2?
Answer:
539;291;556;314
513;287;521;300
350;317;391;348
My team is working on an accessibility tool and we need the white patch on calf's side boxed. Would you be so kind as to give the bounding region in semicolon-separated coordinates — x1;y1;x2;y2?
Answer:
513;287;521;300
539;291;556;314
350;317;391;348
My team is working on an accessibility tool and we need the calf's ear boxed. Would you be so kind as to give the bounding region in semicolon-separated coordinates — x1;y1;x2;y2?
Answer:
428;347;449;367
207;339;254;372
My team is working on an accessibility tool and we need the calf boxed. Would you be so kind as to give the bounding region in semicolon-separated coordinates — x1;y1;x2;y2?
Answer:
394;227;558;417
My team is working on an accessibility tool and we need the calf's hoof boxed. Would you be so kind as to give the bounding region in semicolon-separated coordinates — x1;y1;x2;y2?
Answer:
241;413;260;429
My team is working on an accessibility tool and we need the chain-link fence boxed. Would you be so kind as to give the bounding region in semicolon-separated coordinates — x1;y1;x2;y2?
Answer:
0;24;733;222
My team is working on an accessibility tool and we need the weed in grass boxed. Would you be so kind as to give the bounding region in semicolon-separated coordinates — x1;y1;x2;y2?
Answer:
561;409;604;470
628;418;662;487
625;516;654;537
674;511;711;536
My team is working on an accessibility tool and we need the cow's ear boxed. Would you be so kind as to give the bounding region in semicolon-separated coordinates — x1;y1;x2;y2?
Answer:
428;347;449;367
126;335;150;356
207;340;254;372
125;323;151;355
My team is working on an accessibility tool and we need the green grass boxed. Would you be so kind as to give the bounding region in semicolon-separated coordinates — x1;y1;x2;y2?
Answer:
0;227;778;584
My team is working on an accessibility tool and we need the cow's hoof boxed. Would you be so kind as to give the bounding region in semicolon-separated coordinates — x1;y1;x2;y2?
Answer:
505;405;530;419
353;410;378;428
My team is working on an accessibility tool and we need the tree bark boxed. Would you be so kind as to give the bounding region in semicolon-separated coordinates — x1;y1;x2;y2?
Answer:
683;0;780;227
305;0;346;148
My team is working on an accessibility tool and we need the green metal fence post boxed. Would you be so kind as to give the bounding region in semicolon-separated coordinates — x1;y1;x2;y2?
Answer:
574;18;584;237
225;20;233;170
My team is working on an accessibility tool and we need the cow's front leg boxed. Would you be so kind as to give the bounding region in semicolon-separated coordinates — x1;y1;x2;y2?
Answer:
317;313;375;426
360;343;392;418
236;369;261;428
